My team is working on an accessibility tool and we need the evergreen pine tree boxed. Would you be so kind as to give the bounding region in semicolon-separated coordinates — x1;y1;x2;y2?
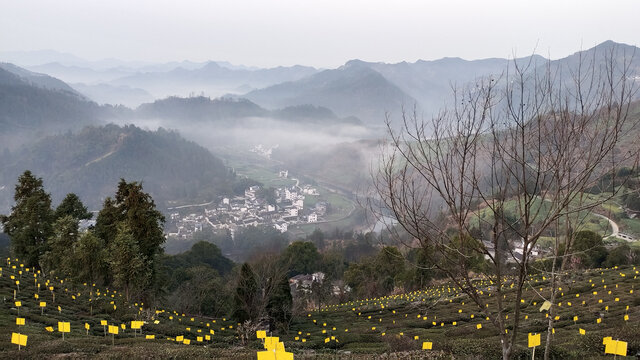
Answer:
114;180;165;294
266;273;293;327
42;215;78;277
94;197;120;246
0;171;54;268
233;263;259;323
73;231;105;286
54;193;93;220
108;223;147;302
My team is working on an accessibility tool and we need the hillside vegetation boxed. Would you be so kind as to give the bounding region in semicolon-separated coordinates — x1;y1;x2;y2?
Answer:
0;124;237;211
1;259;638;359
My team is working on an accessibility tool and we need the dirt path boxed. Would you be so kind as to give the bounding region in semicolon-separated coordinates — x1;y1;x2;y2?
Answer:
593;213;619;237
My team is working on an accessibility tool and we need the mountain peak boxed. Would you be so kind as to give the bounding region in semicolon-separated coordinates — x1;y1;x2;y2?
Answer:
583;40;638;54
343;59;372;68
202;61;224;70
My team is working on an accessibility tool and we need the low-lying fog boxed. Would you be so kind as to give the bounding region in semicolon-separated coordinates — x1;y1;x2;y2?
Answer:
115;116;377;149
108;114;386;192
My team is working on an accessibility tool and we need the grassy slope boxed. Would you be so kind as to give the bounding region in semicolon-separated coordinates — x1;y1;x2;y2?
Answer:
0;261;251;359
286;266;640;359
471;192;640;242
1;259;639;359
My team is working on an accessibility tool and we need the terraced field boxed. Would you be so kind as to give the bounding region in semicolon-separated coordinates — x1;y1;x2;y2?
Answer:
1;258;638;359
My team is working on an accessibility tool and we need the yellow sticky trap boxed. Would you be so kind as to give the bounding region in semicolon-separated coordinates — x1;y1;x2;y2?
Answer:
256;330;266;339
257;350;293;360
539;301;551;312
146;335;155;339
58;322;70;333
16;318;25;325
604;339;627;356
264;336;279;350
422;341;433;350
11;333;27;347
108;325;119;335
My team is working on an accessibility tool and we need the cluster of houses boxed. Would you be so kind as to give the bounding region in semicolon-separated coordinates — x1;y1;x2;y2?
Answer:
288;271;352;308
167;183;327;239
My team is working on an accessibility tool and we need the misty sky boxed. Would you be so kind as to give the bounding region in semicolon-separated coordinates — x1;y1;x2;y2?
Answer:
2;0;639;68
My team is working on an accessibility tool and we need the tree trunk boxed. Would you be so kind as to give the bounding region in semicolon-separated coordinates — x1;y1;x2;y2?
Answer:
501;335;512;360
544;228;560;360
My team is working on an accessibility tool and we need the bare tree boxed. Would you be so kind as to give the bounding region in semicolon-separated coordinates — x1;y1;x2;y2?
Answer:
233;253;292;334
372;45;637;360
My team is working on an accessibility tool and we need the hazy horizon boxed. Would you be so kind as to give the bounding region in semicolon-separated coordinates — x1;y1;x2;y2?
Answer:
2;0;639;68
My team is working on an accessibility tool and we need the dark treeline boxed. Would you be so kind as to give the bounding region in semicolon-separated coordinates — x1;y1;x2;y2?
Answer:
0;171;165;304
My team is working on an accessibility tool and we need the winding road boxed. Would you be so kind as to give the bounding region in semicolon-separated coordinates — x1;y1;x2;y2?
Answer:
593;212;636;242
593;213;619;237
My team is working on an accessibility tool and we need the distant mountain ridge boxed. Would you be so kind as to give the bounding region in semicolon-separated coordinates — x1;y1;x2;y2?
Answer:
109;61;319;100
133;96;362;126
0;62;82;95
244;64;417;124
242;55;553;123
242;41;640;124
136;96;268;121
357;55;547;111
0;63;114;148
5;41;639;125
70;83;154;108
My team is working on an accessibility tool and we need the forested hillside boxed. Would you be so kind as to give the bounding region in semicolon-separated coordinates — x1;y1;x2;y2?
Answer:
0;124;237;211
